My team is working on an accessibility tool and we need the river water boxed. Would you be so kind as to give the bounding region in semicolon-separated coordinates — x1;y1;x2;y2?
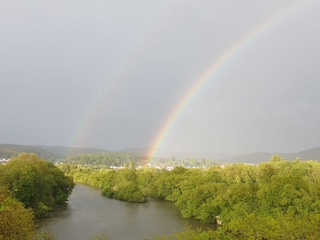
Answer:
39;184;213;240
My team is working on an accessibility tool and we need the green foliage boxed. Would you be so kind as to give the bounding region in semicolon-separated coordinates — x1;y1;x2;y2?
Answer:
0;186;35;240
65;152;147;167
213;211;320;239
63;163;146;202
63;151;217;169
0;153;75;218
62;157;320;239
145;225;215;240
149;156;217;168
103;166;146;203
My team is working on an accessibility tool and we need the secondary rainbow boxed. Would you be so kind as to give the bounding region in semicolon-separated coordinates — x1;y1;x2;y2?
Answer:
68;2;179;151
147;0;312;162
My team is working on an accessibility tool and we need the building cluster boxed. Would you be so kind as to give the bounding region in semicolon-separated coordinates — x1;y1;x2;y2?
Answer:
0;158;10;164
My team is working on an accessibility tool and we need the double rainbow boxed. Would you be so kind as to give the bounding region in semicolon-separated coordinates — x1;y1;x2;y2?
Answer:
69;0;312;161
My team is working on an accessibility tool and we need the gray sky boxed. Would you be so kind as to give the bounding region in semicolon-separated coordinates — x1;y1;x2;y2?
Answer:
1;0;320;155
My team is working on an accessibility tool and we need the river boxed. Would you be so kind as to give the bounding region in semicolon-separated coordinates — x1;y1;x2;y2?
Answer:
39;184;213;240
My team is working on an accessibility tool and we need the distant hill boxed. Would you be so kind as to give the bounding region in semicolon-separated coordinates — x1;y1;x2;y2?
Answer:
0;144;108;162
35;145;108;157
0;144;60;161
220;147;320;164
120;146;320;164
281;146;320;161
2;144;320;164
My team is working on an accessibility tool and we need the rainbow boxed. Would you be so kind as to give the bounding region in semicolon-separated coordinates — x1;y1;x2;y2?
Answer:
147;0;312;162
69;2;179;151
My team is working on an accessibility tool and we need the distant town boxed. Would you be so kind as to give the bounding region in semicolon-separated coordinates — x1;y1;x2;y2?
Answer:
0;158;10;164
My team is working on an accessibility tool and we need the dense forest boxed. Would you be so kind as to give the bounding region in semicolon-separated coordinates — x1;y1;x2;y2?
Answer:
65;152;148;167
64;152;217;169
3;151;320;239
0;153;75;239
61;155;320;239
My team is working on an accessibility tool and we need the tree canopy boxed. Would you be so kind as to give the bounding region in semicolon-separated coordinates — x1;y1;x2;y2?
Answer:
0;186;35;240
0;153;75;218
62;156;320;239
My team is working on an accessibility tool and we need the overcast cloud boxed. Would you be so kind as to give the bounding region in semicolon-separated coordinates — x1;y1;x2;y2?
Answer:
1;0;320;155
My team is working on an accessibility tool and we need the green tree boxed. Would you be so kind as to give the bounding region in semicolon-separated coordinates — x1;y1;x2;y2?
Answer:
0;186;35;240
0;153;74;218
